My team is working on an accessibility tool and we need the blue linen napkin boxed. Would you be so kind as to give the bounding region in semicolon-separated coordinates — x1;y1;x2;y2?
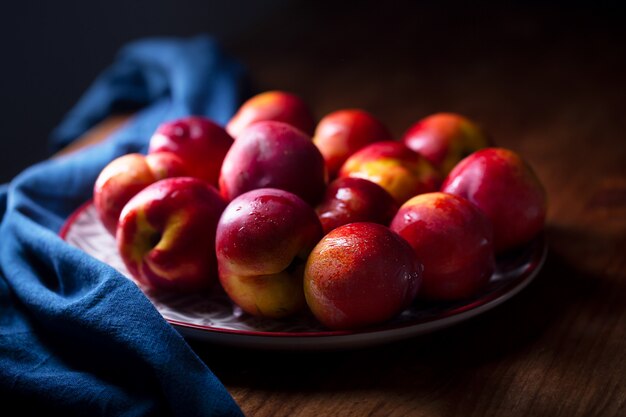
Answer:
0;36;246;416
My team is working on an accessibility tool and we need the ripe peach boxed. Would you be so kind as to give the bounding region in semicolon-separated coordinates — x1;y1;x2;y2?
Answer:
316;177;398;234
313;109;392;178
148;116;233;186
304;222;422;330
338;141;439;204
94;152;187;235
216;188;323;318
117;177;227;292
402;112;490;175
441;148;547;253
226;91;315;138
219;121;327;205
390;192;495;300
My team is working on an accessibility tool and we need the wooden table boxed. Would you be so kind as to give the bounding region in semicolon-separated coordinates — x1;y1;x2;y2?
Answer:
75;4;626;416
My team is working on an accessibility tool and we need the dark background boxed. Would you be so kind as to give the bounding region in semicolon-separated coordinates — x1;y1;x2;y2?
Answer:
0;0;291;182
0;1;624;182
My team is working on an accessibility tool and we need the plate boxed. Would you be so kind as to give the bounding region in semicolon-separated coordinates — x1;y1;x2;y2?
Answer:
60;201;547;350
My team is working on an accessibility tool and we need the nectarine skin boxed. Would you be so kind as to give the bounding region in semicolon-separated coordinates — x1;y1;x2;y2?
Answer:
219;121;327;205
216;188;323;318
390;192;495;300
316;177;398;234
226;91;315;138
94;152;187;235
338;141;439;205
148;116;233;186
313;109;392;178
304;222;422;330
117;177;227;292
441;148;547;253
402;113;490;175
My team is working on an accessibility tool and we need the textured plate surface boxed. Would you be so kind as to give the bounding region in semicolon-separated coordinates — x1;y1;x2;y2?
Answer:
61;202;547;350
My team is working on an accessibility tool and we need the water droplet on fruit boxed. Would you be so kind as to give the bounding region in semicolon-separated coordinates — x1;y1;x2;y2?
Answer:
174;126;185;137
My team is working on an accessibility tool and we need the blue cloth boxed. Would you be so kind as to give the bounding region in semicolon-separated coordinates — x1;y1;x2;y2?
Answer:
0;36;246;416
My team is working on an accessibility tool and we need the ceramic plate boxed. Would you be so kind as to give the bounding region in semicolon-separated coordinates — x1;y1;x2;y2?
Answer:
60;201;547;350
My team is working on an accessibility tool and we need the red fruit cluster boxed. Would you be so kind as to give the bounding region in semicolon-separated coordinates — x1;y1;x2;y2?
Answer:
93;90;547;330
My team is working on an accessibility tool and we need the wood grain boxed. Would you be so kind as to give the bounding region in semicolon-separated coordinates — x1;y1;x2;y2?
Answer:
75;3;626;416
210;3;626;416
54;114;133;158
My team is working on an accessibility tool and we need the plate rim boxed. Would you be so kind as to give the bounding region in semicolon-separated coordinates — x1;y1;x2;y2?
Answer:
61;200;547;347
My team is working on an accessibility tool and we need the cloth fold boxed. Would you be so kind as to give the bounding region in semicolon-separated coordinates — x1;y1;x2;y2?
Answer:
0;35;246;417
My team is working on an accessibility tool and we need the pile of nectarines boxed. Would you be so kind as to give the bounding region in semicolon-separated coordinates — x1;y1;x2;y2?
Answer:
93;91;547;330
